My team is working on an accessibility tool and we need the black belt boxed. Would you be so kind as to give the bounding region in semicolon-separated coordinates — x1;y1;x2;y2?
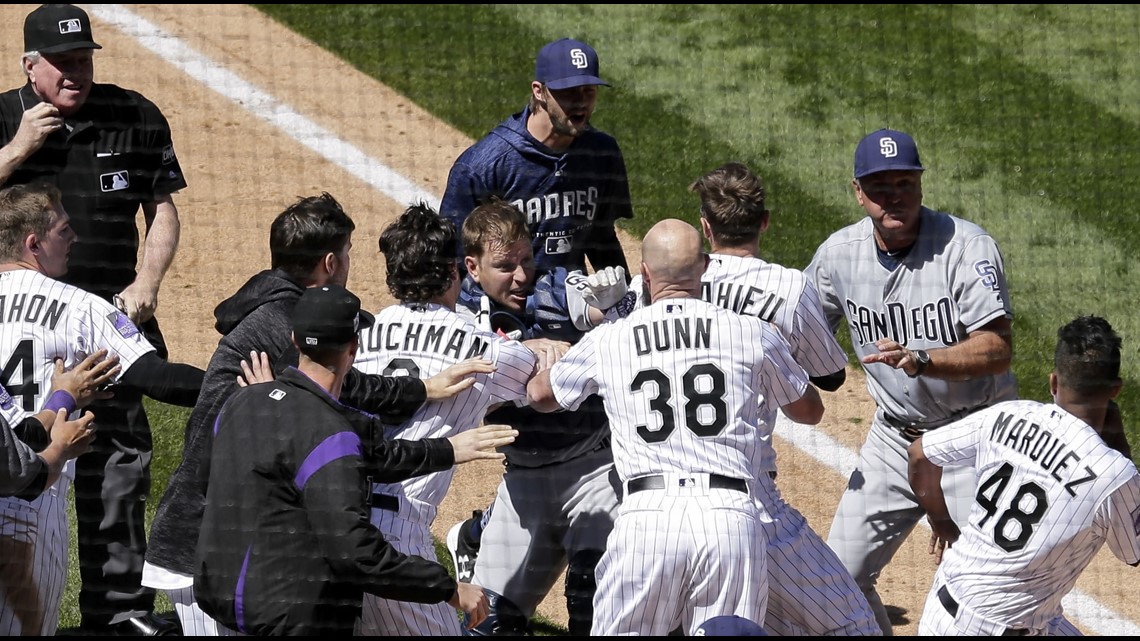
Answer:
881;413;931;442
372;493;399;512
937;586;1028;636
627;473;748;495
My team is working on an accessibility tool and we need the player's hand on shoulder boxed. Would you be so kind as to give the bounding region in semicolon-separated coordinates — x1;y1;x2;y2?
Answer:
237;351;274;387
425;357;496;400
51;350;121;408
448;423;517;464
45;409;97;460
523;338;570;371
116;281;159;324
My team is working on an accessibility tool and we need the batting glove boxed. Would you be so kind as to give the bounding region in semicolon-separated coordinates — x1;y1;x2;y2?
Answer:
583;266;629;310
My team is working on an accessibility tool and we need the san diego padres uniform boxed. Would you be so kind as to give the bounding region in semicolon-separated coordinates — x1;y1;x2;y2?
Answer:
916;400;1140;636
458;270;620;636
354;302;535;636
0;269;155;636
549;295;814;636
806;207;1017;631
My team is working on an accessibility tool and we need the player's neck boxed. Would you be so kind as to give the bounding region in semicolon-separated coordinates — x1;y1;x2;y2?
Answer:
710;244;758;259
0;260;38;273
526;112;573;153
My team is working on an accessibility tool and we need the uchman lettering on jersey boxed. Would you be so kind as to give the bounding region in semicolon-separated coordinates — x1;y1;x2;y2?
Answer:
845;297;956;346
358;321;490;361
633;316;711;355
990;410;1098;497
702;281;785;321
513;188;598;224
0;293;66;330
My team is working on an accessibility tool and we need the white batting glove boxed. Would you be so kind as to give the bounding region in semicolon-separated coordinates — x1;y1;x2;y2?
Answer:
583;266;628;310
476;295;493;333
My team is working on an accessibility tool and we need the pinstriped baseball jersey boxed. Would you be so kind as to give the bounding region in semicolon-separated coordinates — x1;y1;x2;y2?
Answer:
550;296;809;635
549;297;809;483
807;208;1017;425
701;253;848;471
353;302;535;636
919;400;1140;634
0;268;155;636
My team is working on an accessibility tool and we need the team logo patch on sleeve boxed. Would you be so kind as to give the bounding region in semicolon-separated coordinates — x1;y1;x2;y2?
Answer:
0;384;13;410
108;311;140;339
162;145;176;165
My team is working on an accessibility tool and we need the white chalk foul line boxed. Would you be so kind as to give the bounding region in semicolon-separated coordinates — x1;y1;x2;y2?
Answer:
91;4;1138;635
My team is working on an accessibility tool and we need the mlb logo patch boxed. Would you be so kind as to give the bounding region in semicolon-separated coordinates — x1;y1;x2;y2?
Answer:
666;303;684;313
58;19;82;35
107;311;140;339
100;171;129;192
162;145;176;165
545;236;572;255
269;389;286;401
0;385;13;411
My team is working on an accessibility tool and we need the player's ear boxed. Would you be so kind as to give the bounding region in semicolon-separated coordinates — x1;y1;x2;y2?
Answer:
25;233;40;254
759;209;771;234
464;255;479;282
1048;371;1059;398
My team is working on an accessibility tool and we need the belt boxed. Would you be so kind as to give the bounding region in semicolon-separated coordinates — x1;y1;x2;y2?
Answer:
881;413;931;442
372;493;399;512
627;473;748;495
937;586;1028;636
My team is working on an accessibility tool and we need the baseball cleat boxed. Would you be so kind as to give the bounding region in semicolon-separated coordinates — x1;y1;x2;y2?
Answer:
446;510;482;583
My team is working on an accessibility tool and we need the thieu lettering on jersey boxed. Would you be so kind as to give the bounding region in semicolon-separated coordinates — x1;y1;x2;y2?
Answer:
845;297;956;347
514;188;599;224
701;281;785;321
0;292;66;330
989;411;1098;497
633;317;711;355
359;321;490;361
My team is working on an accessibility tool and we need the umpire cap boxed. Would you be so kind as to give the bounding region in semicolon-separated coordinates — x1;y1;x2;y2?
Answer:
24;4;102;54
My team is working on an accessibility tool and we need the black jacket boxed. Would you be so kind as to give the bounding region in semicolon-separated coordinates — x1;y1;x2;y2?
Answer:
195;368;456;636
147;269;427;574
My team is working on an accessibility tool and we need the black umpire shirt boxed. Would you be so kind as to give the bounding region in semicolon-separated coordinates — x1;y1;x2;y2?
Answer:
0;82;187;299
195;367;458;636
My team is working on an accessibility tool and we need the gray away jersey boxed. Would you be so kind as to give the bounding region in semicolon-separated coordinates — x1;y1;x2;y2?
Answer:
921;400;1140;629
353;303;536;513
549;297;810;483
806;208;1017;425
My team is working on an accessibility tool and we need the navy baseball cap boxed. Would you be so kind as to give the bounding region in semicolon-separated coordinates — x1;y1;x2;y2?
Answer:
291;284;374;349
535;38;610;90
696;615;768;636
853;128;924;179
24;4;102;54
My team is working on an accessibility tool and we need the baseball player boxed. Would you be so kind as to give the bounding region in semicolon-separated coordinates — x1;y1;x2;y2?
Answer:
806;129;1017;634
908;315;1140;636
528;219;826;636
355;203;538;636
591;162;880;635
440;37;632;277
0;183;202;636
440;37;634;606
447;198;618;636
